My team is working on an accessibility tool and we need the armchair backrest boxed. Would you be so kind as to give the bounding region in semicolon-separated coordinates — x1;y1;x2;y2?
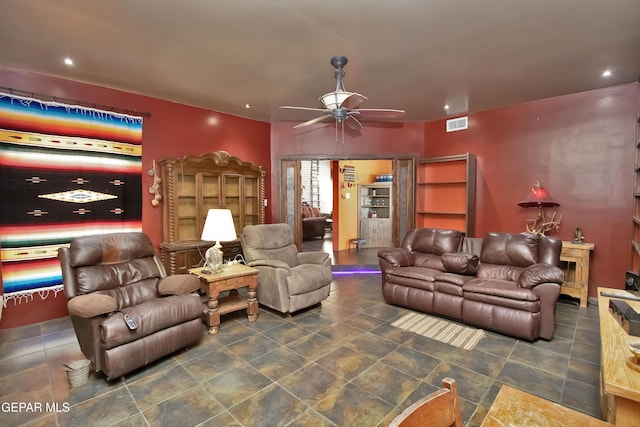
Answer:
59;232;165;308
240;224;299;267
401;228;465;270
477;232;561;281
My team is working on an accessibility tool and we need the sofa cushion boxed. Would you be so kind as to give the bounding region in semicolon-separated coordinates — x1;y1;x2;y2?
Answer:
287;264;333;295
517;264;564;289
434;272;475;287
464;278;539;302
404;228;464;255
413;253;446;270
480;232;539;266
442;252;479;275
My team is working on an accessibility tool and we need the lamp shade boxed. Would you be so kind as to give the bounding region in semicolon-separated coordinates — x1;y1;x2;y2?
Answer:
201;209;237;242
517;181;559;208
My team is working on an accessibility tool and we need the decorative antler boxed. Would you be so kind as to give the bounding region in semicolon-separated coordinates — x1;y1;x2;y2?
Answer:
523;209;561;236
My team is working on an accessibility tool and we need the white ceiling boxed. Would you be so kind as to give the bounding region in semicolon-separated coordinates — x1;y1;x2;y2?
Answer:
1;0;639;123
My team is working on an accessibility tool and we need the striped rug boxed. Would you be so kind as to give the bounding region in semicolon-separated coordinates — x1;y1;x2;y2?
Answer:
391;312;485;350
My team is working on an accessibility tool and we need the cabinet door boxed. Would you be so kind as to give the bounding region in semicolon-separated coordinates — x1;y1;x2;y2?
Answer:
243;176;261;229
222;174;242;234
176;173;198;241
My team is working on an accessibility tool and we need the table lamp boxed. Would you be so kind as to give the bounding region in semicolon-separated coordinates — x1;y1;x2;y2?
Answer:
517;181;561;235
201;209;237;273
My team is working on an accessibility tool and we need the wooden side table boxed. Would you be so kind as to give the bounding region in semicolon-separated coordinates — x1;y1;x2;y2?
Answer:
560;241;595;307
189;264;259;334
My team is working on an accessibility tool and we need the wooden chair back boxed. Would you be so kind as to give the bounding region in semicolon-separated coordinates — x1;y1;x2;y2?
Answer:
390;377;463;427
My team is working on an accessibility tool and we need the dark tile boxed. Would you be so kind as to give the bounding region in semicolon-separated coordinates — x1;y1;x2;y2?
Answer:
142;385;225;427
370;322;415;344
340;312;386;332
497;360;564;402
509;341;569;376
381;345;441;379
57;386;139;427
574;327;601;346
315;346;377;380
316;322;367;345
126;365;198;409
201;362;272;407
287;407;337;427
228;384;307;427
343;331;398;359
425;362;494;404
287;332;339;361
366;302;405;322
561;378;603;418
315;382;394;427
566;357;600;388
260;323;310;345
571;340;600;365
182;348;245;383
226;333;280;361
351;361;421;405
279;363;346;405
473;332;516;358
447;348;506;378
251;346;310;381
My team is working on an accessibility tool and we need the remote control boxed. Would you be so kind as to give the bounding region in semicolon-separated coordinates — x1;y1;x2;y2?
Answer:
123;314;138;330
600;291;640;302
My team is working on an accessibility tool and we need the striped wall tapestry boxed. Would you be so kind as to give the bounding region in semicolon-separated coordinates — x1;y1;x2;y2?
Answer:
0;92;143;307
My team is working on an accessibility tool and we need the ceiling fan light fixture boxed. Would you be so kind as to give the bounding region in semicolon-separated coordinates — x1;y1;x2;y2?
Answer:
320;91;352;110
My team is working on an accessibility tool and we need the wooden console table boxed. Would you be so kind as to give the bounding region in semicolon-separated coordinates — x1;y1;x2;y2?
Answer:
481;384;612;426
560;241;595;307
189;264;259;334
598;288;640;426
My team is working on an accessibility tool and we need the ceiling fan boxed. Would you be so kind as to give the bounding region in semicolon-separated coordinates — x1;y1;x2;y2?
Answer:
280;56;405;142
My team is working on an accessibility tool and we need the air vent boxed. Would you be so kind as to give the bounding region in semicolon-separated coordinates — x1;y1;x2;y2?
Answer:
446;116;468;132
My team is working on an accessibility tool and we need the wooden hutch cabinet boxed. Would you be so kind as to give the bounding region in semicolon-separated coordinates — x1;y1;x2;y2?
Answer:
159;151;265;275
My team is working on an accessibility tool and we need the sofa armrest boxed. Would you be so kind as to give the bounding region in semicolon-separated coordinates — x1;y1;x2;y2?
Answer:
67;294;117;318
517;264;564;289
378;248;415;267
296;251;330;265
247;259;290;270
532;282;562;340
158;274;200;295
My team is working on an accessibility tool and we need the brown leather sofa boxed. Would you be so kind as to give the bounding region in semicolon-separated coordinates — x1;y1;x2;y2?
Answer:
378;228;564;341
302;204;326;240
59;232;203;379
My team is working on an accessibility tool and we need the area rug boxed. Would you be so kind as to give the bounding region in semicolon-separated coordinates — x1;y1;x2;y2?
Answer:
391;312;485;350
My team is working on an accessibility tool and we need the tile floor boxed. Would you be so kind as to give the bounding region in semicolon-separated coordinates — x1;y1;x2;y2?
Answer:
0;243;603;427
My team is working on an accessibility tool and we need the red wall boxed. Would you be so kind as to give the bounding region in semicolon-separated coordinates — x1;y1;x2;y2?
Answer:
0;64;271;328
424;83;639;298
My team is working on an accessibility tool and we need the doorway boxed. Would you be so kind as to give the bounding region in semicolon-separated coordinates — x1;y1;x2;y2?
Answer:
279;156;416;256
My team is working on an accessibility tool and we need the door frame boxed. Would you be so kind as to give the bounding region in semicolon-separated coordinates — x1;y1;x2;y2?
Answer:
278;154;416;250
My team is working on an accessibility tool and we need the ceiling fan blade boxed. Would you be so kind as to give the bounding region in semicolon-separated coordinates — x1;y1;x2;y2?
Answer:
356;108;406;120
340;92;368;110
346;115;363;130
280;106;328;113
293;114;333;129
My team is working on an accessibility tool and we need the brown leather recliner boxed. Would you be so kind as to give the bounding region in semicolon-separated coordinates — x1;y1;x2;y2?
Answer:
58;232;203;380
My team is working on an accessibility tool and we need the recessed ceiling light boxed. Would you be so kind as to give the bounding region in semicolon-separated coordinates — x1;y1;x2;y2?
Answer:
64;57;74;66
244;103;251;109
602;70;611;77
444;105;450;110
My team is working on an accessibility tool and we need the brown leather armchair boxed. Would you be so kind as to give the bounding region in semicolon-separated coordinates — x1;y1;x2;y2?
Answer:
58;232;203;380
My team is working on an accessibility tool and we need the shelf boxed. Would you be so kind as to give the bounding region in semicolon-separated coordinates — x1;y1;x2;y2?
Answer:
417;211;466;215
416;154;476;235
417;180;467;185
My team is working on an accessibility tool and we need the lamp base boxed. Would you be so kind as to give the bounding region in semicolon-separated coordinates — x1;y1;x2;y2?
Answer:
203;243;224;273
